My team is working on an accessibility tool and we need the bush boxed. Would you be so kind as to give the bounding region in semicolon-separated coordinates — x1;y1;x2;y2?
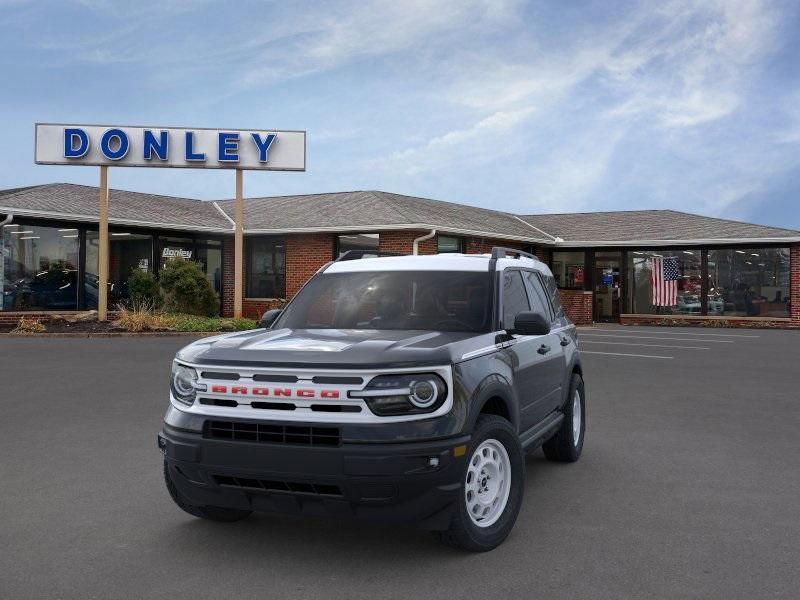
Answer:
169;315;258;332
159;259;219;316
11;316;46;334
127;269;162;308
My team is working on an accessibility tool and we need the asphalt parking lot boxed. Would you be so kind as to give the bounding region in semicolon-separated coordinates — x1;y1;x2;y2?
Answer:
1;326;799;600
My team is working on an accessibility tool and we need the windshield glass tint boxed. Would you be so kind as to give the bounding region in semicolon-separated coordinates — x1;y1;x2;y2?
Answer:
276;271;492;332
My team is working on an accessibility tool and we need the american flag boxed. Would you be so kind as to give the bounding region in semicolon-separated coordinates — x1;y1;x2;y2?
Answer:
651;256;679;306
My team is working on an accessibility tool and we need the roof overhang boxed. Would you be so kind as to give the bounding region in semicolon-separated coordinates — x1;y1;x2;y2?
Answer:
550;237;800;246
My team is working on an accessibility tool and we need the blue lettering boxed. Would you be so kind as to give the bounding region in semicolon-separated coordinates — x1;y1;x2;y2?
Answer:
100;128;129;160
143;130;168;160
185;131;205;161
218;132;239;162
251;133;276;162
64;128;89;158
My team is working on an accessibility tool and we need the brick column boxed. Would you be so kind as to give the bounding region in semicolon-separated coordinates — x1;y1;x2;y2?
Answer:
791;244;800;325
221;237;235;317
285;233;335;297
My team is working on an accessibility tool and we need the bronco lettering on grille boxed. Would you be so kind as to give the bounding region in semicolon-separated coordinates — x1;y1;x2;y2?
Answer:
209;385;340;399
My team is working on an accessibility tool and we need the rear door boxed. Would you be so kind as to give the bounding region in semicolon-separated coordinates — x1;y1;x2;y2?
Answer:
500;269;560;430
522;270;566;415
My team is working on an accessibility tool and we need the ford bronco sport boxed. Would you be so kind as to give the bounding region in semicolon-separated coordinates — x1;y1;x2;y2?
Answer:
159;247;585;551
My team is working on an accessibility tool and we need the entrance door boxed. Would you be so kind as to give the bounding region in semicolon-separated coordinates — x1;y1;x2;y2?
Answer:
594;251;622;322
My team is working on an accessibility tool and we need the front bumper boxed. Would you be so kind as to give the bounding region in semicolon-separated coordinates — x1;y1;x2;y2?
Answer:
159;420;470;530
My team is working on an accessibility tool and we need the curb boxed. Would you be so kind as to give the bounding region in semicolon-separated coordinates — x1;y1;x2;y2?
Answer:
0;332;222;338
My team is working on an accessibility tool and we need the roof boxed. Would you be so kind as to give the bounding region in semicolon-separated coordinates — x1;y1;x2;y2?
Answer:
325;252;548;275
0;183;230;232
215;190;547;242
1;183;798;244
519;210;800;245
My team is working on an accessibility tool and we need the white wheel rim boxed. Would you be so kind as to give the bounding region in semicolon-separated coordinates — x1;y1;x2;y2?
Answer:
464;439;511;528
572;389;582;446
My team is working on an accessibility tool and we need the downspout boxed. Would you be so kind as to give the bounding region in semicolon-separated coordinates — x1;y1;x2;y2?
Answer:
0;213;12;227
412;228;436;255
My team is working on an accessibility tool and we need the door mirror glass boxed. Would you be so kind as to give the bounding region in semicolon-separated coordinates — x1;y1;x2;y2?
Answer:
259;308;283;329
512;311;551;336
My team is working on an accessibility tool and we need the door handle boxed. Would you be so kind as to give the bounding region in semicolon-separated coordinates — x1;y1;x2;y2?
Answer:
560;337;570;346
537;344;551;355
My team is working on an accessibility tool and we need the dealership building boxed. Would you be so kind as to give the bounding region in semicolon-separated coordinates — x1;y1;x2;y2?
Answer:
1;182;799;328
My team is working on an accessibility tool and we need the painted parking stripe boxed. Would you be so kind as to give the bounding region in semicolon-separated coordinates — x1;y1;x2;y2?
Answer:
590;328;759;338
581;351;674;359
581;340;710;350
580;333;733;343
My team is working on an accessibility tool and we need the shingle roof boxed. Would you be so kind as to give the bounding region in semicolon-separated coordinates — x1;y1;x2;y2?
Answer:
215;190;548;241
519;210;800;243
0;183;230;232
1;183;798;244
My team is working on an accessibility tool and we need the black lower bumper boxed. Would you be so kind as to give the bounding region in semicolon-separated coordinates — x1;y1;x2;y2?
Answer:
159;423;470;530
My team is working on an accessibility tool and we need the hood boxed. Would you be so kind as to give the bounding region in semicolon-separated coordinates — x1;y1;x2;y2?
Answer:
176;327;489;369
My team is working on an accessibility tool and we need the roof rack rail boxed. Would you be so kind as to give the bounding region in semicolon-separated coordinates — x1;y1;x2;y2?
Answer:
335;250;404;262
490;247;539;261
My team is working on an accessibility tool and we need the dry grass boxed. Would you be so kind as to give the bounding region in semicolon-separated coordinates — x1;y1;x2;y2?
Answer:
11;317;46;334
113;301;176;332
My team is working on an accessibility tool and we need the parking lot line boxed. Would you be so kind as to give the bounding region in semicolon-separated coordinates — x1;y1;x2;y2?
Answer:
580;333;734;343
580;340;710;350
580;350;674;359
590;328;759;338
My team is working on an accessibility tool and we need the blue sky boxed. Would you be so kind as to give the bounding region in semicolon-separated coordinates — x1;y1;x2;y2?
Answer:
1;0;799;228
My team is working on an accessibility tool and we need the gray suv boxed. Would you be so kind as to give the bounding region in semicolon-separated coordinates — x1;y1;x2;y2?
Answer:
159;247;585;551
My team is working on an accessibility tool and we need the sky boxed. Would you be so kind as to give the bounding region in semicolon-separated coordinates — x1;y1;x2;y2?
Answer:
1;0;799;229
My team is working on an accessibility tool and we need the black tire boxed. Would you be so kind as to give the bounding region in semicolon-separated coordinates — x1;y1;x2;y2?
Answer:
542;373;585;462
163;460;252;522
435;414;524;552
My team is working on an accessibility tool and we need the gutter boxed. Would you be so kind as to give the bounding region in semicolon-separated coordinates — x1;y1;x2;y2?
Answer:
0;213;12;226
412;229;436;255
552;237;800;246
212;201;236;230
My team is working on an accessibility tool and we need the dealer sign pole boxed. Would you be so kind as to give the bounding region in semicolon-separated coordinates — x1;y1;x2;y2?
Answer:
35;123;306;322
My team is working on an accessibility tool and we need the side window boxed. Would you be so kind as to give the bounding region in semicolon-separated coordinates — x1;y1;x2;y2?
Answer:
502;270;531;330
521;271;552;321
542;273;565;319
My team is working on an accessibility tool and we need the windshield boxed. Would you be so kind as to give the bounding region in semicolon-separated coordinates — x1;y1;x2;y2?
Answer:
275;270;492;332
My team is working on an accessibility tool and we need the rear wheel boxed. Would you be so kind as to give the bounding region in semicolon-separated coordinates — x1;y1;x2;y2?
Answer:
542;373;585;462
435;414;524;552
163;460;251;522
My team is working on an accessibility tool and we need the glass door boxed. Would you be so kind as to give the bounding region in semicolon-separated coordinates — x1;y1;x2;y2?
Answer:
593;251;622;322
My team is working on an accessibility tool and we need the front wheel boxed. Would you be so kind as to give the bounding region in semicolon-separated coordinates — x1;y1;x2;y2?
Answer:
435;415;524;552
542;373;585;462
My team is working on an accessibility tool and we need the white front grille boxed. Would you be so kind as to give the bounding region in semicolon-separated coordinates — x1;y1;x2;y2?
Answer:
172;362;453;423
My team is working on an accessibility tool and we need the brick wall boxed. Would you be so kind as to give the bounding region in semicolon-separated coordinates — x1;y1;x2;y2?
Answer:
791;244;799;325
221;237;235;317
241;298;288;321
559;290;593;325
285;233;335;297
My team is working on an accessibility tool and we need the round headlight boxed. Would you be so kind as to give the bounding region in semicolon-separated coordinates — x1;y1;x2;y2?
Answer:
171;362;201;405
409;379;438;408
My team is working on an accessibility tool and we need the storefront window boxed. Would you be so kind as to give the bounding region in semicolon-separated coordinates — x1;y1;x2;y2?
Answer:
2;223;80;310
707;248;790;317
629;249;702;315
85;230;153;308
551;251;585;289
196;240;223;295
247;237;285;298
337;233;378;257
437;235;464;253
159;236;194;271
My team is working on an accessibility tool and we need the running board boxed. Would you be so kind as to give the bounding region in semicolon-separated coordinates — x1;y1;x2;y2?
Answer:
519;412;564;451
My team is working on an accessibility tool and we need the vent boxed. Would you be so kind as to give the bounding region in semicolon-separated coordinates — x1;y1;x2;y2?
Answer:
213;475;343;497
252;374;299;383
205;420;341;446
310;404;361;413
311;375;364;385
201;371;240;381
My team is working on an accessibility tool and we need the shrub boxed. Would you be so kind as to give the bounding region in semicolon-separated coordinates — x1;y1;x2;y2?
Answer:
159;259;219;317
127;269;162;308
11;317;46;334
169;315;258;332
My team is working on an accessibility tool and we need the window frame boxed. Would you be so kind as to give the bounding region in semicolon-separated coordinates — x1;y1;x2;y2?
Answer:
245;235;287;299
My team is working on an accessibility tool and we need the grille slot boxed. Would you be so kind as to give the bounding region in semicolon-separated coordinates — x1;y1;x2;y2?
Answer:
201;371;240;381
206;420;341;446
251;401;296;411
311;375;364;385
200;398;239;407
310;404;361;413
252;374;299;383
213;475;343;497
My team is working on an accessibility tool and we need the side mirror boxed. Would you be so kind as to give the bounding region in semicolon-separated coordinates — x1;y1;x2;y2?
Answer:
512;311;551;336
259;309;283;329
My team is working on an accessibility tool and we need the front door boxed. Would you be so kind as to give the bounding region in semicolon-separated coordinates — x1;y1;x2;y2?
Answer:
594;251;622;322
